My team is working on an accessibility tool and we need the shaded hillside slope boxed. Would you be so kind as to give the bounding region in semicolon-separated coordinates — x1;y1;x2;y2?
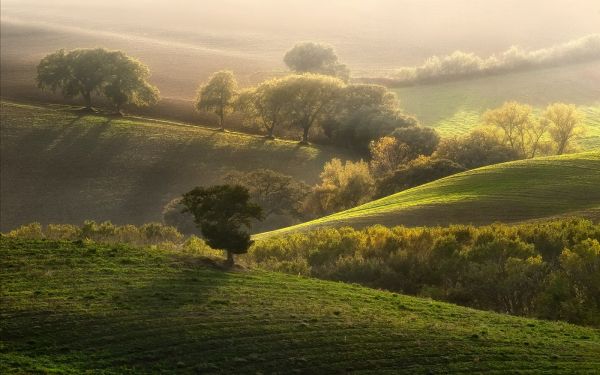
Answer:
259;152;600;238
0;101;347;230
1;237;599;374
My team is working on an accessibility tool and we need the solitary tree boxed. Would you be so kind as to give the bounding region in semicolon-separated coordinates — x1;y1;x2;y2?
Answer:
278;74;344;144
284;42;350;81
196;71;238;131
543;103;584;155
103;51;159;115
181;185;262;267
37;48;110;110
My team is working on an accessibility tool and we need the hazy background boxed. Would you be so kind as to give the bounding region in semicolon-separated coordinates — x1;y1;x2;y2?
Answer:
2;0;600;100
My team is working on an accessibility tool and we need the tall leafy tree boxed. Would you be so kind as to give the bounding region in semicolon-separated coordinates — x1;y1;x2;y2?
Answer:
543;103;585;155
284;42;350;81
37;48;110;109
181;185;262;267
103;52;159;114
278;74;344;144
236;79;291;139
196;71;238;131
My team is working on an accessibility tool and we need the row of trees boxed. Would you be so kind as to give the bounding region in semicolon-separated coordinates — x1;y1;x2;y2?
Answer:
37;48;159;114
197;70;414;148
482;101;585;156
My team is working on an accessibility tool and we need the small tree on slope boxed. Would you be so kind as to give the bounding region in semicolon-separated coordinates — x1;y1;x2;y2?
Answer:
181;185;263;267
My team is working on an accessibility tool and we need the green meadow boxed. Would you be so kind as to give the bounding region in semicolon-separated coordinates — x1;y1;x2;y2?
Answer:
2;237;599;374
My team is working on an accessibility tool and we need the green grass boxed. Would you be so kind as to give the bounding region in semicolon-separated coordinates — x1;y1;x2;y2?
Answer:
0;101;348;231
259;152;600;238
1;237;599;374
395;61;600;149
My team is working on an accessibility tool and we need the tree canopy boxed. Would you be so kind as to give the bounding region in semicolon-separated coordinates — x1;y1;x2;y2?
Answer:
181;185;263;266
196;71;238;131
284;42;350;81
103;51;159;114
543;103;584;155
37;48;159;112
275;74;345;144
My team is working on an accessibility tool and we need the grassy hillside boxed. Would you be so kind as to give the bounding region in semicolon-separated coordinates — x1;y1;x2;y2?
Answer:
395;61;600;150
259;152;600;238
0;101;348;231
1;237;599;374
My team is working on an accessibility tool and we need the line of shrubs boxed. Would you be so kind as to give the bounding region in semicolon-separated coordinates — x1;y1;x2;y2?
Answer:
2;221;219;258
247;218;600;327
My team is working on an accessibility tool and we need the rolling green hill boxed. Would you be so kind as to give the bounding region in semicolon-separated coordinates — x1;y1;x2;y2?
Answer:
0;101;348;231
2;237;599;374
259;152;600;238
395;61;600;150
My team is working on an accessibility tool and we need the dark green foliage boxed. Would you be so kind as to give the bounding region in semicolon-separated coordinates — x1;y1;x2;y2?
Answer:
375;157;466;198
250;218;600;326
182;185;263;265
390;126;441;160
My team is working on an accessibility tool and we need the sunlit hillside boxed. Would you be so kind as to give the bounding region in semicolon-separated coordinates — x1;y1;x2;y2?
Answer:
259;151;600;238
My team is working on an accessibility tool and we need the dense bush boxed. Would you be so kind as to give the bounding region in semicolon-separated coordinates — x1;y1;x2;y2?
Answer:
434;129;521;169
375;156;466;198
248;219;600;326
303;159;375;216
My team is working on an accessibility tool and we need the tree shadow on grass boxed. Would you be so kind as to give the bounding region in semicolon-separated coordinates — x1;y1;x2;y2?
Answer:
2;257;238;373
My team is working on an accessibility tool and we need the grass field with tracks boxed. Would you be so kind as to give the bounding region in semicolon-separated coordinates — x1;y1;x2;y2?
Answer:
395;62;600;150
0;101;348;231
259;152;600;237
2;237;599;374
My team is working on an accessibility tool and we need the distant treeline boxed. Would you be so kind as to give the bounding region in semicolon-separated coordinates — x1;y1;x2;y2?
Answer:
362;34;600;86
249;219;600;326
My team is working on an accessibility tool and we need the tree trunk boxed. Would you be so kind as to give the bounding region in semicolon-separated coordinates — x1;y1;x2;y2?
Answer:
300;126;310;144
225;251;234;267
557;139;567;155
219;112;225;132
265;125;275;139
82;91;92;109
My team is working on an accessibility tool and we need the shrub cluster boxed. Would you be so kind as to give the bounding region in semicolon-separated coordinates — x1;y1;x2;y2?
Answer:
248;219;600;326
4;221;221;258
